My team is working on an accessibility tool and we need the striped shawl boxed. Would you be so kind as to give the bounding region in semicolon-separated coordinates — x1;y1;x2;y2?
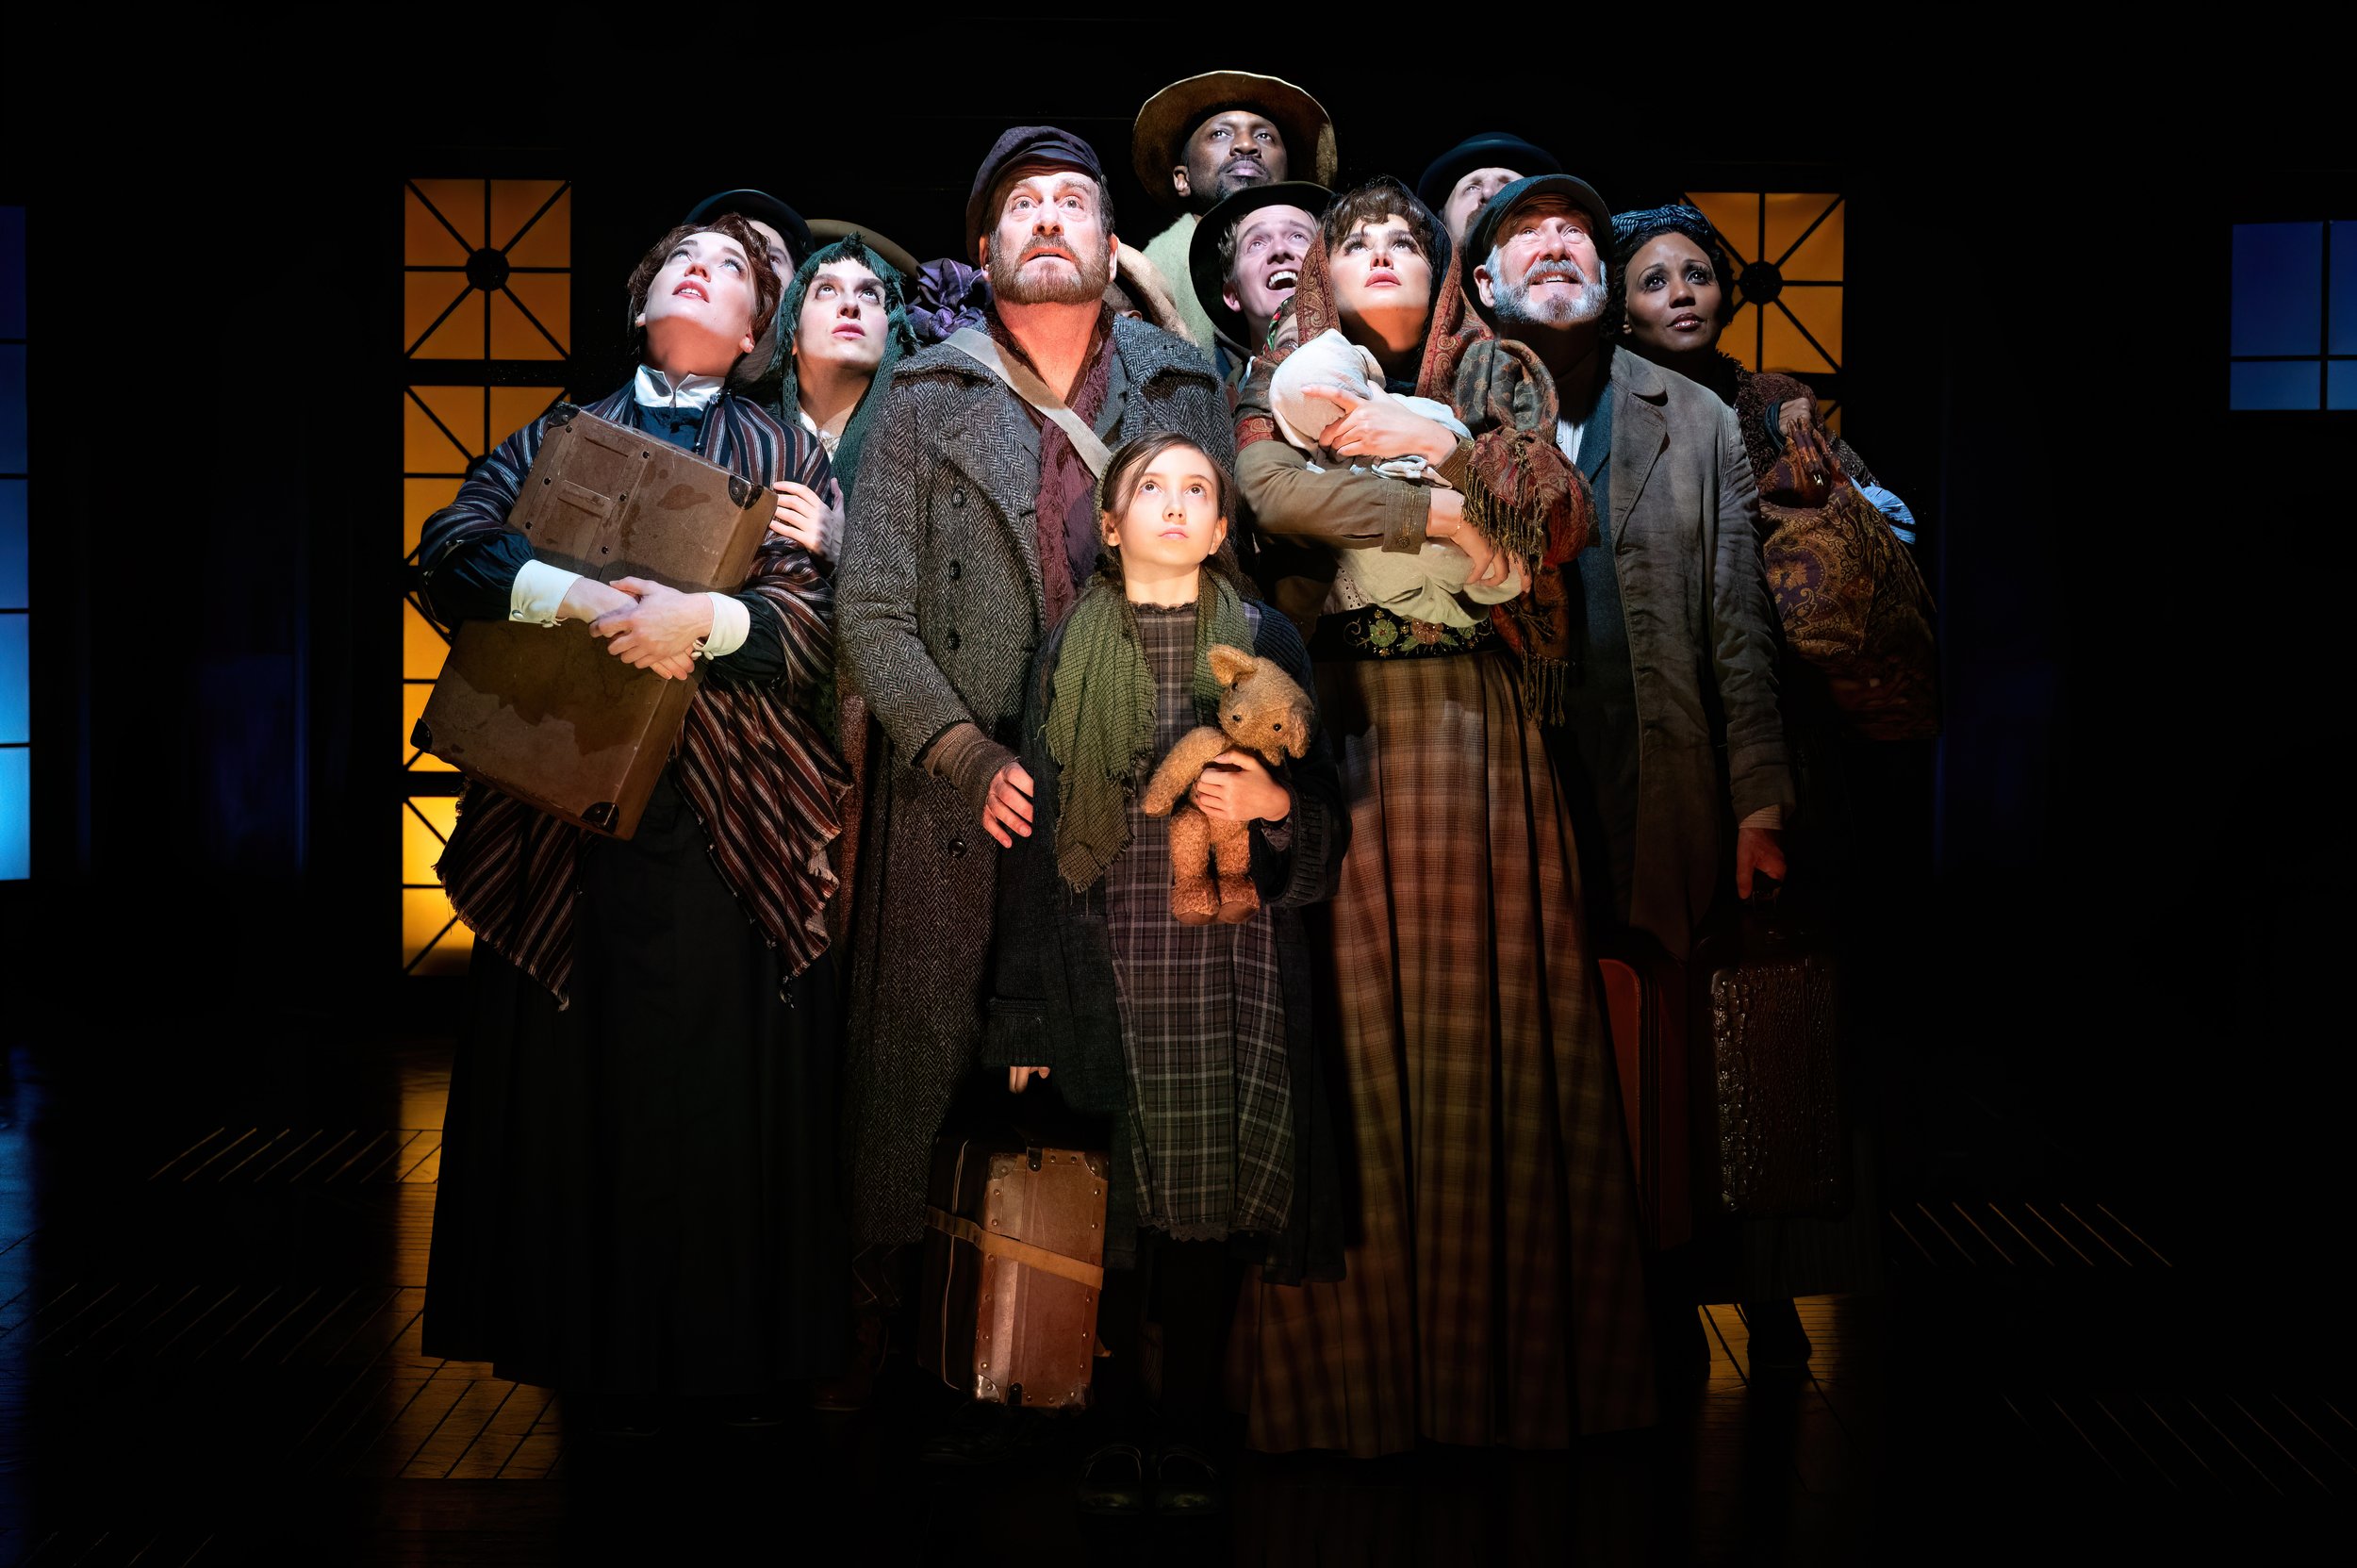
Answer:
416;386;851;1001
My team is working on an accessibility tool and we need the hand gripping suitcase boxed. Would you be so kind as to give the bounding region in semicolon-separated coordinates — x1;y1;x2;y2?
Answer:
412;404;774;837
919;1136;1110;1409
1596;933;1693;1249
1689;894;1852;1219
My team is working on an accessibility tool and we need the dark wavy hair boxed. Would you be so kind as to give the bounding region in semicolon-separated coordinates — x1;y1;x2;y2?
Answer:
1319;175;1451;310
623;214;784;367
1606;204;1737;338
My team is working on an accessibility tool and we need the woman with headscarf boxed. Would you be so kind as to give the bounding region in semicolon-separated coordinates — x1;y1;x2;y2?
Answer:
1607;203;1920;1362
1227;176;1654;1457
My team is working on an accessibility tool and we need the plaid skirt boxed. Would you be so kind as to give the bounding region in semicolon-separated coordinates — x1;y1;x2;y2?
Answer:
1229;649;1656;1454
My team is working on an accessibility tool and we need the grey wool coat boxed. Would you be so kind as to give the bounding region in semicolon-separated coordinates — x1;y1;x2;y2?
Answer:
835;311;1235;1253
1598;347;1795;958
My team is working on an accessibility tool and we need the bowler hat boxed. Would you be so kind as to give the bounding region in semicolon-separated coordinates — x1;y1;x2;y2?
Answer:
1414;132;1562;220
683;190;814;270
1132;71;1338;214
1188;181;1331;348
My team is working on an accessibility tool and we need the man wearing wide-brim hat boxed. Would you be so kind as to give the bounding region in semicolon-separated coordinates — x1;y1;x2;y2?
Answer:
1463;172;1792;961
1131;71;1338;354
1187;180;1329;397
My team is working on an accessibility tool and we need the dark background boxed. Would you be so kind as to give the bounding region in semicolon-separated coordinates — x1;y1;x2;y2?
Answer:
4;61;2349;1305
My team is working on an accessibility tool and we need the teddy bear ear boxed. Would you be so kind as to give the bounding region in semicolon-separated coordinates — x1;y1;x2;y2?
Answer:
1207;644;1258;687
1285;714;1311;759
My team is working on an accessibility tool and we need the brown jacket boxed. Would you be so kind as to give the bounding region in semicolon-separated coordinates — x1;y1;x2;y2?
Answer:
1596;348;1793;956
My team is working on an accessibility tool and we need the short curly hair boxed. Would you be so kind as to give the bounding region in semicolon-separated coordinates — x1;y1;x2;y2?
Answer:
623;214;783;365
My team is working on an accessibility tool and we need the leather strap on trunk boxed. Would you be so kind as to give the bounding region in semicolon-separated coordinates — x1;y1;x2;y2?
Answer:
924;1205;1105;1289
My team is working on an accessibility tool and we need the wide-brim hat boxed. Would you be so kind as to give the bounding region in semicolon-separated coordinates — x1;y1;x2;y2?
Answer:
683;190;814;270
1415;132;1562;219
1132;71;1337;213
1188;181;1332;348
1460;173;1613;323
804;221;920;284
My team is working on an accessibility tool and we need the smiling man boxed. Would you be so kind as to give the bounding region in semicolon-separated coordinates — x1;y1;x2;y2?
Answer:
1129;71;1338;355
1187;180;1328;396
834;129;1234;1395
1466;173;1792;959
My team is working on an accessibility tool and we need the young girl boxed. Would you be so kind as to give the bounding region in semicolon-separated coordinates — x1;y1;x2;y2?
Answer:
982;432;1347;1513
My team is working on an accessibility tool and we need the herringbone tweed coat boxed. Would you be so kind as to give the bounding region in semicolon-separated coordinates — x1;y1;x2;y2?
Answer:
835;310;1233;1254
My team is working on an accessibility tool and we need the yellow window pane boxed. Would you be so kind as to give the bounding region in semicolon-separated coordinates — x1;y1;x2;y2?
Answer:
414;297;486;362
404;478;462;556
404;683;454;769
1778;198;1844;283
404;184;472;267
403;886;474;974
1782;288;1844;366
408;180;485;252
404;602;449;681
489;387;569;449
1687;193;1759;262
490;289;563;360
493;182;569;266
505;273;571;355
1722;303;1760;371
404;273;475;357
407;387;485;468
402;800;450;885
1763;193;1838;272
1762;302;1839;375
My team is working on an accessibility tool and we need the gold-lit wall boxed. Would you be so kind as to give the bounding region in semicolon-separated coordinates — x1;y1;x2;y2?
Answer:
1685;191;1846;433
400;179;571;975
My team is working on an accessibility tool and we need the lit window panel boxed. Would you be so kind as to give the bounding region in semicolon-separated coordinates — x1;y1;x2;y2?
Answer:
2228;222;2357;410
2;205;25;881
1687;190;1846;433
402;176;569;971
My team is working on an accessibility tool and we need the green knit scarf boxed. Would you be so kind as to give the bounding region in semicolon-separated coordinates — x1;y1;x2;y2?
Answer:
1046;570;1250;892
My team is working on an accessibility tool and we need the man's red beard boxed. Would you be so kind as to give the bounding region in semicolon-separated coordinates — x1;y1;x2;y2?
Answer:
990;239;1113;306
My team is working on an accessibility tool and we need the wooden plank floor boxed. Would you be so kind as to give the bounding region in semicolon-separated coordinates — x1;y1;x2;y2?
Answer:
1;1030;2348;1563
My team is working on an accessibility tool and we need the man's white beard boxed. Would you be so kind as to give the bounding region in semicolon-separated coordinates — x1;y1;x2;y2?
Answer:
992;239;1113;305
1491;249;1608;327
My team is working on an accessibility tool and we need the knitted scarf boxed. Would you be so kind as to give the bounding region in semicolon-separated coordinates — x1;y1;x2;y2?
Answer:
1046;570;1251;892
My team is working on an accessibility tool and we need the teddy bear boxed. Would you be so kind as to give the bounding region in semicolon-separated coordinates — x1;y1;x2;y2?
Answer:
1140;643;1313;926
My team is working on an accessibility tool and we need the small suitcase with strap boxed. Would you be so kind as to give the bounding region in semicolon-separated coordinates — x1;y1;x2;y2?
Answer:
919;1134;1110;1409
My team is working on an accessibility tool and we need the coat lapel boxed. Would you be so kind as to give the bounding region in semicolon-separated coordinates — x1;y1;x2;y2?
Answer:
1608;352;1668;543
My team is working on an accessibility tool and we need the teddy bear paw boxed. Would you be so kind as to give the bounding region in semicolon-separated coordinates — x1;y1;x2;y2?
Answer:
1172;880;1221;926
1215;879;1261;925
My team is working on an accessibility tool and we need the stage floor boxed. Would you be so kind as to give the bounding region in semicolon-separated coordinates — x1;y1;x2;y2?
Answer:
1;1018;2347;1563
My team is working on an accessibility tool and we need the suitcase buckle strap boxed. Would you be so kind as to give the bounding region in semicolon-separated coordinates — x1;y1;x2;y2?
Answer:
924;1205;1106;1290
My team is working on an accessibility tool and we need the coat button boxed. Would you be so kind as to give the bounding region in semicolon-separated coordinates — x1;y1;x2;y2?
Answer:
949;836;967;857
952;487;966;508
947;630;962;651
948;559;963;580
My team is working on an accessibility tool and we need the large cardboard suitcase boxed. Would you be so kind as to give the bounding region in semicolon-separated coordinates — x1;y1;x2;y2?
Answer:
1597;935;1693;1250
1689;900;1852;1219
919;1136;1109;1409
412;404;773;837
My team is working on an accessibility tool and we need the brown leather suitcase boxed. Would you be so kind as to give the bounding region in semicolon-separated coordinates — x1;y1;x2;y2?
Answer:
412;404;773;837
1689;899;1852;1219
1597;936;1693;1250
919;1136;1109;1409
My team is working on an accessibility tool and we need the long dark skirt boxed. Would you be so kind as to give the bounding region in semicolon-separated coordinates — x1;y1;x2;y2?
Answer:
422;772;846;1397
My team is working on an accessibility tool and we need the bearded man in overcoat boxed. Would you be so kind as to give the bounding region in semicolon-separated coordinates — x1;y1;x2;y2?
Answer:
836;126;1234;1284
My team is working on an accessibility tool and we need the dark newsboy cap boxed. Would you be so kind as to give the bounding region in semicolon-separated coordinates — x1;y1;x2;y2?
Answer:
1415;133;1562;220
1459;173;1613;323
965;125;1109;261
